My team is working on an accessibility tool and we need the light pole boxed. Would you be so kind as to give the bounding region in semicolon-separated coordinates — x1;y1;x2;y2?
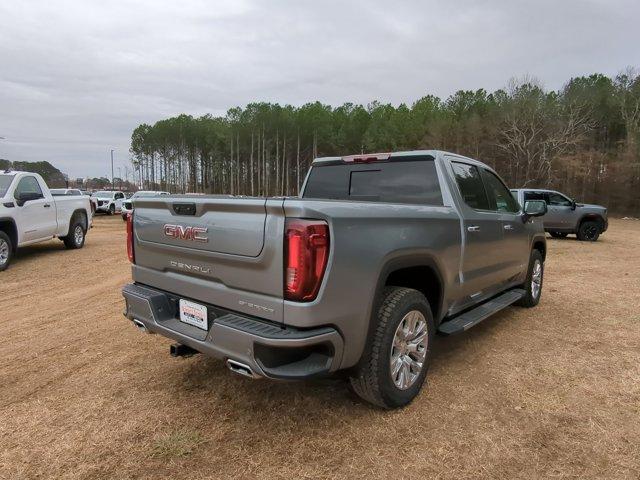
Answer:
110;149;114;189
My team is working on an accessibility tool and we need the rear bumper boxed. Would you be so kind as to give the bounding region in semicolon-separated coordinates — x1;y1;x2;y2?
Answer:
121;283;344;380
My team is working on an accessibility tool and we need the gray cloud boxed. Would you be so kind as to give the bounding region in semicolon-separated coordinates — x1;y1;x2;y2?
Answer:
1;0;638;178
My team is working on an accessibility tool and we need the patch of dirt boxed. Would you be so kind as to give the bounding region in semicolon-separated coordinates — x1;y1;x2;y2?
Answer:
0;216;638;479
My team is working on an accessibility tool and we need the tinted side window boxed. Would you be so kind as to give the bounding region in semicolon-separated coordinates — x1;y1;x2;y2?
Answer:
303;158;443;205
547;192;572;206
451;162;490;210
524;191;547;202
15;176;43;198
481;169;520;213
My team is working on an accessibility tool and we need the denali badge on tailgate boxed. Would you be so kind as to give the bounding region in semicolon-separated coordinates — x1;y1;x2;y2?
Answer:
169;260;211;274
163;224;208;243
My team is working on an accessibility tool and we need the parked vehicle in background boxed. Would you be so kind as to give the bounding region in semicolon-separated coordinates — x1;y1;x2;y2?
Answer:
81;191;98;215
92;190;125;215
52;188;96;215
121;190;170;220
122;150;547;409
50;188;83;196
0;171;92;271
510;189;608;241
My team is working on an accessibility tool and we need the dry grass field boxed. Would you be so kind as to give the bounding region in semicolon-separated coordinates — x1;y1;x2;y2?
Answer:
1;216;639;479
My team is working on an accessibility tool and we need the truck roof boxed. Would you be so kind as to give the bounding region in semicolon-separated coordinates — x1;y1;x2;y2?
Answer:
510;188;557;193
312;150;487;167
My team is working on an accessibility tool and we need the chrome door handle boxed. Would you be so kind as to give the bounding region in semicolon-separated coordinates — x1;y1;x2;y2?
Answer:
44;204;51;208
503;224;514;230
467;225;481;232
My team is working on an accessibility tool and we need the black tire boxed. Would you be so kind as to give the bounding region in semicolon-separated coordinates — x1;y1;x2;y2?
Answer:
63;217;86;249
349;287;435;409
549;231;568;238
108;204;115;216
122;214;128;221
0;231;13;272
515;249;544;308
577;220;600;241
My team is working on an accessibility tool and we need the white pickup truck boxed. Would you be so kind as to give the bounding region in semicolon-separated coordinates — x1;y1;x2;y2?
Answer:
0;170;93;271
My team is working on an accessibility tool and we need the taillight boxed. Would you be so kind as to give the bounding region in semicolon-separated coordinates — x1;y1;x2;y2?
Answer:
284;219;329;302
126;212;135;263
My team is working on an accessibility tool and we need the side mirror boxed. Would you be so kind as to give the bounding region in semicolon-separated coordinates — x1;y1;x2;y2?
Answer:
571;200;577;210
15;192;43;207
522;200;547;221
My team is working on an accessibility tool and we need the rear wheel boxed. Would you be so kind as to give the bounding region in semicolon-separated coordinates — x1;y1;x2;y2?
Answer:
577;221;600;241
515;249;544;308
63;218;86;249
349;287;434;409
550;231;568;238
0;231;13;272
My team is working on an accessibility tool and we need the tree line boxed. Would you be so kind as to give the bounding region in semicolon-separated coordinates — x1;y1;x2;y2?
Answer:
130;69;640;214
0;159;67;187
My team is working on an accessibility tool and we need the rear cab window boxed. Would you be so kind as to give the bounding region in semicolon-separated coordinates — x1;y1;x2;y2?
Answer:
0;175;15;197
303;155;443;206
524;191;547;203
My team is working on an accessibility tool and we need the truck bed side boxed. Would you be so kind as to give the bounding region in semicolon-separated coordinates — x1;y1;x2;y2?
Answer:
281;198;461;367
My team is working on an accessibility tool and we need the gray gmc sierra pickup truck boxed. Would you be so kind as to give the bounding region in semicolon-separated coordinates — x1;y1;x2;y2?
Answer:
122;150;548;408
510;189;608;241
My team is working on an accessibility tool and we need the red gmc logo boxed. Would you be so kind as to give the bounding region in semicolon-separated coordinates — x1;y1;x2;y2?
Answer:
163;224;209;243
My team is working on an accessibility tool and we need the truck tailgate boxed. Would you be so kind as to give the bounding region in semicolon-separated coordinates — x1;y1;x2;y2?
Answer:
131;196;285;323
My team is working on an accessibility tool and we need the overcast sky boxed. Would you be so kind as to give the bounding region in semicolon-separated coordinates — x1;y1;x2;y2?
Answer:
1;0;638;178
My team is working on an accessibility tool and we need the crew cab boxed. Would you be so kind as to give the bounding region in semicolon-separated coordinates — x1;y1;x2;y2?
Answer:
93;190;125;215
510;189;608;241
0;171;92;271
121;150;547;408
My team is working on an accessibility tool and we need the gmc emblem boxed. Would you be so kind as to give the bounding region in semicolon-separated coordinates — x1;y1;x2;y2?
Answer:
163;224;209;243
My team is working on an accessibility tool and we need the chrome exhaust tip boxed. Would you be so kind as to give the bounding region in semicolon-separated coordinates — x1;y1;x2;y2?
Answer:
226;359;257;378
132;319;150;334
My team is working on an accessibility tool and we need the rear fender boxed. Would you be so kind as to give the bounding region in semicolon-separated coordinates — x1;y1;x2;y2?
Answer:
373;254;446;322
353;253;446;368
67;209;88;236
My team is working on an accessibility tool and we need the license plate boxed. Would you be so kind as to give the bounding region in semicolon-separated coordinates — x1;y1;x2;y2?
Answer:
179;299;208;330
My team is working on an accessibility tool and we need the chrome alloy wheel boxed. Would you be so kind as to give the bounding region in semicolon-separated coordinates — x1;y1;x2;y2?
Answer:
531;259;542;299
0;239;9;266
390;310;428;390
74;225;84;246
